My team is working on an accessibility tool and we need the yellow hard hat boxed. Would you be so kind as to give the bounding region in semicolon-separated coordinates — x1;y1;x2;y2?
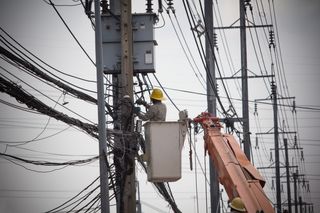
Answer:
150;88;165;101
229;197;246;212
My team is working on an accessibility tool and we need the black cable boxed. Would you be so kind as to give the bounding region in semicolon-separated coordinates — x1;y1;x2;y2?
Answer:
0;33;97;94
154;85;320;112
0;27;96;83
182;0;230;118
167;11;206;90
0;66;96;125
195;0;241;120
0;152;98;166
44;177;100;213
0;75;99;138
0;99;42;115
152;73;180;111
47;0;96;66
79;0;96;28
43;0;82;7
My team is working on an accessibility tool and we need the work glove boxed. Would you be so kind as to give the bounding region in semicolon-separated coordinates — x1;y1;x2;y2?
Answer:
136;98;147;106
133;106;141;114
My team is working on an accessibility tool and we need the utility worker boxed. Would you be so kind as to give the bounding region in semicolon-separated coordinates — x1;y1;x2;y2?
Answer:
136;88;167;121
229;197;247;213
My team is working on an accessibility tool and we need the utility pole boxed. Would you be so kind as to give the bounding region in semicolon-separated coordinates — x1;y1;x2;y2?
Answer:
299;196;303;213
293;170;298;213
94;0;110;212
240;0;251;160
215;1;272;161
120;0;136;212
136;180;142;213
284;138;292;213
205;0;219;212
271;78;281;213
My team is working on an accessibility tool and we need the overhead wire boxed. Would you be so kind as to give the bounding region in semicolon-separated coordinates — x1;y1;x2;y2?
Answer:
181;0;230;117
0;66;96;125
152;73;180;111
43;0;82;7
196;0;242;120
167;8;206;90
44;177;100;213
247;7;271;93
47;0;96;66
0;33;97;94
213;0;242;98
0;152;98;167
0;27;96;83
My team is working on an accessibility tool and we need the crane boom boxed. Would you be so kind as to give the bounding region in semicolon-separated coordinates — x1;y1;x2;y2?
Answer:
194;112;274;213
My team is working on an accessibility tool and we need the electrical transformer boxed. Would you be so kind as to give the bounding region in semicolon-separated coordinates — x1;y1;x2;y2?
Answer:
102;13;157;74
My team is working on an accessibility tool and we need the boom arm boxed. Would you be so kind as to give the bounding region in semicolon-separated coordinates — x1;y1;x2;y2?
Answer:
194;113;274;213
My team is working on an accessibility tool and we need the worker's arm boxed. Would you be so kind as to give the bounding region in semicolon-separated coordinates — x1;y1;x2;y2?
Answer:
138;106;156;121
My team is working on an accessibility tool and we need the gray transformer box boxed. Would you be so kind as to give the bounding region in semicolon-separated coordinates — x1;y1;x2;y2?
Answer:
102;13;157;74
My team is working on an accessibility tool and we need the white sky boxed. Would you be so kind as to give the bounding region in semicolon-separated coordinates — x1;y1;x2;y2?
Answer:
0;0;319;212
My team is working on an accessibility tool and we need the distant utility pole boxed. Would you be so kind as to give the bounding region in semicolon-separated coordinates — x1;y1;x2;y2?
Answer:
271;79;281;213
239;0;251;160
215;1;272;161
205;1;220;213
94;0;110;212
284;138;292;213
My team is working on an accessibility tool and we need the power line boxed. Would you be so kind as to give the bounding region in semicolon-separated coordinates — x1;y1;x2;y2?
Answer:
0;27;96;83
47;0;96;66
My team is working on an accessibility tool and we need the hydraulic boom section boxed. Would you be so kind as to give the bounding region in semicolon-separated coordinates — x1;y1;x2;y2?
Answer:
194;113;274;213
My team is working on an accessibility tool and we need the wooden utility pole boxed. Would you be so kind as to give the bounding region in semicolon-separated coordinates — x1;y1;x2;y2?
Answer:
94;0;110;212
120;0;136;212
205;0;219;212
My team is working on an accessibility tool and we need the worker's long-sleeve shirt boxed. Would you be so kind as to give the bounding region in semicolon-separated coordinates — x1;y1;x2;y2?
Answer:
138;102;166;121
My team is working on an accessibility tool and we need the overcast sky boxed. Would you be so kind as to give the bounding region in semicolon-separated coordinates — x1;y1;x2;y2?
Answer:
0;0;319;213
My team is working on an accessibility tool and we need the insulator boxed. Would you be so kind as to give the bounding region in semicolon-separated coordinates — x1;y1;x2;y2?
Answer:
255;136;259;149
307;183;310;192
269;30;275;48
270;151;273;162
158;0;163;13
300;150;304;161
294;135;297;148
271;80;276;95
167;0;173;8
254;101;258;115
271;179;275;190
100;0;108;14
302;178;306;187
146;0;153;13
194;123;199;134
281;183;284;193
292;100;296;113
213;33;218;49
85;0;94;16
244;0;252;11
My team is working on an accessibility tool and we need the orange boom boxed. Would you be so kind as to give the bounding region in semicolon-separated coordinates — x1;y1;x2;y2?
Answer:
194;112;274;213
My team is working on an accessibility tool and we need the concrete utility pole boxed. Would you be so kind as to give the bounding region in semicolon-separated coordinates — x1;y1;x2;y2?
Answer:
284;139;292;213
94;0;110;212
120;0;136;212
271;79;281;213
205;1;220;213
239;0;251;160
293;170;298;213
